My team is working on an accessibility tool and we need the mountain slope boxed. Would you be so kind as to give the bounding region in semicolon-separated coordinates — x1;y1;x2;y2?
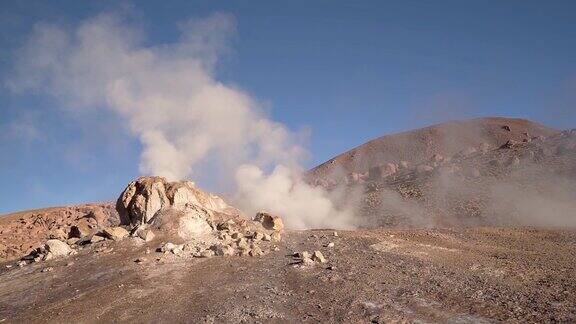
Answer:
309;117;557;182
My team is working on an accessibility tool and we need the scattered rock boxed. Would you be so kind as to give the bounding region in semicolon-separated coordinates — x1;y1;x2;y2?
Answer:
102;227;129;241
90;235;106;244
48;228;68;241
44;239;73;258
254;212;284;231
210;244;235;256
135;227;155;242
312;251;327;263
500;140;519;149
41;267;53;273
68;224;91;239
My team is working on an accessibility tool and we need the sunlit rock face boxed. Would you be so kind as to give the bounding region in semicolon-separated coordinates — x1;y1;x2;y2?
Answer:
116;176;233;227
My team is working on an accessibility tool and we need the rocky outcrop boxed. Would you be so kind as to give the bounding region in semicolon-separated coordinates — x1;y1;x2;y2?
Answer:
116;176;233;226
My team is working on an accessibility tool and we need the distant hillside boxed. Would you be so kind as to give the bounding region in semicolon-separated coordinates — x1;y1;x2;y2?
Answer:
309;117;558;181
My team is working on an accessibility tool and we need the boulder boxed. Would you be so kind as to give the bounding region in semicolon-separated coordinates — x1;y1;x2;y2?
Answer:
102;227;129;241
254;212;284;231
312;251;327;263
44;240;73;258
136;227;156;242
69;224;91;239
48;228;68;241
116;176;234;226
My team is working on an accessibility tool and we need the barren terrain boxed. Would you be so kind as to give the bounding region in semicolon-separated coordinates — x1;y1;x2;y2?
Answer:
1;117;575;323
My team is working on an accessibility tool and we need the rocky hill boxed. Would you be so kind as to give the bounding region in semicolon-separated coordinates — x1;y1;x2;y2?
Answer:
309;117;557;185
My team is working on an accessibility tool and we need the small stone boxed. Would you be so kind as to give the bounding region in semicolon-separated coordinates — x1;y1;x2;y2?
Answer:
312;251;326;263
41;267;53;273
236;238;250;250
294;251;311;259
249;246;264;257
333;231;339;237
210;244;235;256
67;238;80;245
5;264;12;269
135;257;147;263
137;228;155;242
327;242;335;248
90;235;106;243
252;232;265;241
231;232;244;240
262;233;272;241
271;232;282;242
17;261;27;267
200;249;215;258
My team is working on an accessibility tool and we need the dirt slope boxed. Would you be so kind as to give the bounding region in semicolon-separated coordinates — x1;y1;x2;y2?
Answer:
309;117;557;182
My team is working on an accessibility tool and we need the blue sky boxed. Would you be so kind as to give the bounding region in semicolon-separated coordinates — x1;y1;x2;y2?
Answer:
1;1;575;214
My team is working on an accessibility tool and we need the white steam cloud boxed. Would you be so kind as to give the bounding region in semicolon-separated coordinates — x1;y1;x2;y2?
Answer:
8;13;357;229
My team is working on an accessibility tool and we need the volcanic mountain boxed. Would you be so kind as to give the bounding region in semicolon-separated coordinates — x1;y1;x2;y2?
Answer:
309;117;557;183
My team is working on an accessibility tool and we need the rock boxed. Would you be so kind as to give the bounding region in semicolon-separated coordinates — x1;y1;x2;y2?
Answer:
254;212;284;231
294;251;311;259
69;225;91;239
200;249;215;258
236;238;250;251
159;242;183;255
252;232;265;242
102;227;129;241
43;252;53;261
210;244;235;256
312;251;327;263
90;235;105;244
41;267;53;273
431;154;444;162
249;246;264;257
67;238;79;246
327;242;335;248
136;228;155;242
217;220;236;231
502;125;511;131
333;231;339;237
44;239;73;258
48;228;67;241
116;176;233;226
17;260;27;267
271;232;282;242
231;232;244;240
262;233;272;241
134;257;147;263
500;140;519;149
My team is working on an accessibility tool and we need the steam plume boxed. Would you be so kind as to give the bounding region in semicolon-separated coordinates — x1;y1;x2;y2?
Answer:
8;13;357;229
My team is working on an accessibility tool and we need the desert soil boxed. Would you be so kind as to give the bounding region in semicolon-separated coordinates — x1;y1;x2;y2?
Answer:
1;227;574;323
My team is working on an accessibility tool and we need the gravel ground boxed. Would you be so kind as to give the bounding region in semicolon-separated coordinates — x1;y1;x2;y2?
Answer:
1;227;574;323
